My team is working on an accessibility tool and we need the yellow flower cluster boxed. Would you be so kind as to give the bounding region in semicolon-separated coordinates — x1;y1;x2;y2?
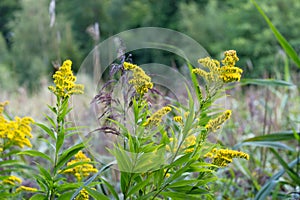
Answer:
166;135;196;153
0;101;34;148
62;151;98;181
192;50;243;84
205;110;231;132
75;189;89;200
173;116;183;124
1;175;38;193
182;135;196;153
16;186;38;193
123;62;153;96
204;148;249;167
220;50;243;83
143;106;172;126
2;176;22;185
48;60;84;99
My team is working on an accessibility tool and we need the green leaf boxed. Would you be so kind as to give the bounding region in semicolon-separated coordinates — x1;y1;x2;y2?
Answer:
182;85;195;137
255;180;279;200
237;141;294;151
255;157;299;200
252;0;300;69
120;172;130;193
57;183;82;193
188;62;202;104
29;194;47;200
57;191;73;200
84;186;110;200
18;150;53;163
35;122;56;140
161;191;207;200
168;179;198;188
270;148;300;185
54;142;85;173
101;178;120;200
243;131;299;142
0;149;21;158
55;128;65;154
44;114;56;128
127;176;150;196
240;79;294;87
38;165;52;183
0;160;21;167
47;105;57;114
168;154;191;168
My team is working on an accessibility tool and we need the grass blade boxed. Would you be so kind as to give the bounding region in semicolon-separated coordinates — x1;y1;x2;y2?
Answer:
251;0;300;68
237;141;294;151
243;131;299;142
255;158;299;200
240;79;294;87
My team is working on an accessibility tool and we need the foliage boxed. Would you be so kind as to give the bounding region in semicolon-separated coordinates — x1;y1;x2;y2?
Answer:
88;50;249;199
178;0;300;78
6;0;82;92
0;50;251;199
0;0;21;46
1;0;300;92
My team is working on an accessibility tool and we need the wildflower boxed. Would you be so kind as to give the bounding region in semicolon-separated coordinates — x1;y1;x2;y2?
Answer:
48;60;84;99
2;176;22;185
123;62;153;96
62;151;98;181
205;110;231;132
0;101;34;148
205;148;249;167
143;106;172;126
15;186;38;193
182;135;197;153
173;116;183;125
166;135;196;153
75;189;89;200
193;50;243;84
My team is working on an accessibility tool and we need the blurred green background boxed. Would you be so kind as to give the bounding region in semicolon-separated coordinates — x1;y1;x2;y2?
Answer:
1;0;300;92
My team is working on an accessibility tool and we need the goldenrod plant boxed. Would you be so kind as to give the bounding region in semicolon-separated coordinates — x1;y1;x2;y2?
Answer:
2;60;98;200
0;101;37;199
91;50;249;199
1;51;249;199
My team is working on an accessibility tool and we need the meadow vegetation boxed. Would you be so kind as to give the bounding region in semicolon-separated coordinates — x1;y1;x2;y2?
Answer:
0;0;299;199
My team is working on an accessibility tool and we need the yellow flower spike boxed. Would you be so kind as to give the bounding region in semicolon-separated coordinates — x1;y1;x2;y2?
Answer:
143;106;172;127
49;60;84;99
205;110;231;132
205;148;249;167
192;68;209;79
16;186;38;193
61;151;98;181
2;176;22;185
123;62;153;96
